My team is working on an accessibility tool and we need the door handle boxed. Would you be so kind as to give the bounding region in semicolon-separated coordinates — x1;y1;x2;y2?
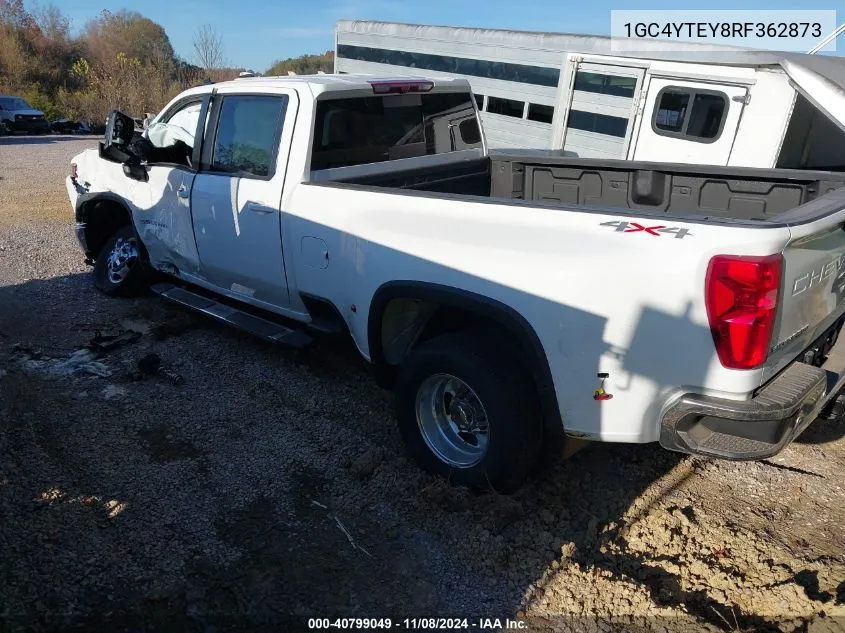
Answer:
176;185;189;199
246;202;275;215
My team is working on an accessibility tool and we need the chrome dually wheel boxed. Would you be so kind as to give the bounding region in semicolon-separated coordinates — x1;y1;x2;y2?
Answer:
415;373;490;468
395;332;543;493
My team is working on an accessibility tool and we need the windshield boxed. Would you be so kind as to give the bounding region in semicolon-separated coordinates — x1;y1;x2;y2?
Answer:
0;97;34;111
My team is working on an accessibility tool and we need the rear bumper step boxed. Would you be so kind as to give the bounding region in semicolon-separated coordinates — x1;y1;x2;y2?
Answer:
660;332;845;460
151;282;312;348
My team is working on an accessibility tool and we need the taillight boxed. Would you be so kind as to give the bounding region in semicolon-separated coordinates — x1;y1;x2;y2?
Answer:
369;80;434;94
70;163;78;179
705;254;783;370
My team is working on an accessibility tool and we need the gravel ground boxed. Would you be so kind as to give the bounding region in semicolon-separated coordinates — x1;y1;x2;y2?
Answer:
0;136;844;632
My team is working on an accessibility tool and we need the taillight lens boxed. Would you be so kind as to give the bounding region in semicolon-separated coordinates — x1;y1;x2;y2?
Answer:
70;163;78;179
705;254;783;370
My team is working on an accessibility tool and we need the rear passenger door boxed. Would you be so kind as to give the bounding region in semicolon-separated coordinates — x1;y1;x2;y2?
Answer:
632;77;748;165
190;88;297;308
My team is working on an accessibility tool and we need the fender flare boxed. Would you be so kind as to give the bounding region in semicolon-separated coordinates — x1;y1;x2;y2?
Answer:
75;191;137;259
367;281;563;436
75;191;133;223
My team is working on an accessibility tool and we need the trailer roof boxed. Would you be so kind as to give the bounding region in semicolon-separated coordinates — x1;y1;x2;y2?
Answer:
336;20;845;132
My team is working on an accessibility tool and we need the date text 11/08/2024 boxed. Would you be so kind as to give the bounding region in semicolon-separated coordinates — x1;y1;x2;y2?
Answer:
307;618;528;630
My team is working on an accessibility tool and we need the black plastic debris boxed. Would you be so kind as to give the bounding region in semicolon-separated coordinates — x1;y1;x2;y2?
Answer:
137;353;161;376
89;330;142;353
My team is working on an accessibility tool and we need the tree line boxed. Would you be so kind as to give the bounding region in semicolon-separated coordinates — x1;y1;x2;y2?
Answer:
0;0;334;125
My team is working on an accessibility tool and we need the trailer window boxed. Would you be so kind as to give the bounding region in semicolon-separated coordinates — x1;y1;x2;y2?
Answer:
487;96;524;118
567;110;627;137
574;72;637;98
655;92;688;132
474;93;485;110
653;87;727;142
527;103;554;124
311;92;480;170
687;94;726;139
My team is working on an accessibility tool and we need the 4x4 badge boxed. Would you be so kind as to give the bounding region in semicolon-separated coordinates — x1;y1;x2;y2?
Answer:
601;220;692;238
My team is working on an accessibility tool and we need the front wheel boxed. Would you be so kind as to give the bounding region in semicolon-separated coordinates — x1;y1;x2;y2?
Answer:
92;225;149;296
395;333;543;493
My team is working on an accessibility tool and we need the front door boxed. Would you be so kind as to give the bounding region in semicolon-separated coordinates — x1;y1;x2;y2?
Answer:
632;77;748;165
190;89;296;308
144;165;197;272
554;60;646;159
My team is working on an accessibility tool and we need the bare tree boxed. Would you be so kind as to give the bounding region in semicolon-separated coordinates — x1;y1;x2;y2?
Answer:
193;23;224;70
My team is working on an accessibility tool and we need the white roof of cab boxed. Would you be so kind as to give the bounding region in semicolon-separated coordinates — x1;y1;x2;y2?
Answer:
200;73;471;97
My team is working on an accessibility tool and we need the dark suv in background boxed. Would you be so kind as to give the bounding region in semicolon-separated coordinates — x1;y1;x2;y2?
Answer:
0;95;50;134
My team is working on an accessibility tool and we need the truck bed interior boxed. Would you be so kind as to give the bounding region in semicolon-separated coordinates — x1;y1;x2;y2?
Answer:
331;152;845;221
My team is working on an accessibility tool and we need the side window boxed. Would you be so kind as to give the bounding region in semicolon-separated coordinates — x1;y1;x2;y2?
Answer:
473;93;485;110
655;92;689;132
687;93;727;139
210;95;288;178
148;100;203;151
458;118;481;145
653;88;728;142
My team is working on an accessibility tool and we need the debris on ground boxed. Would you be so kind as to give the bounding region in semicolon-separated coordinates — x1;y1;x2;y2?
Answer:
12;346;111;378
89;330;141;354
127;352;183;385
161;369;184;385
137;353;161;376
310;499;373;558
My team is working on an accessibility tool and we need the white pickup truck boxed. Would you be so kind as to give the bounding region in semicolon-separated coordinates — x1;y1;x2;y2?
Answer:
67;74;845;492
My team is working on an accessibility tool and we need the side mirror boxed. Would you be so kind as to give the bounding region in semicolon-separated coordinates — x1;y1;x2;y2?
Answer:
100;109;137;164
104;109;134;149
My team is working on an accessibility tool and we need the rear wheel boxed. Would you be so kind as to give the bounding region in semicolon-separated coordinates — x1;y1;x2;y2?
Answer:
395;332;542;493
92;225;149;296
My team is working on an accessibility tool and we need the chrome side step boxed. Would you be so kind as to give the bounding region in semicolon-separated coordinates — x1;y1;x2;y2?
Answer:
151;283;313;348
